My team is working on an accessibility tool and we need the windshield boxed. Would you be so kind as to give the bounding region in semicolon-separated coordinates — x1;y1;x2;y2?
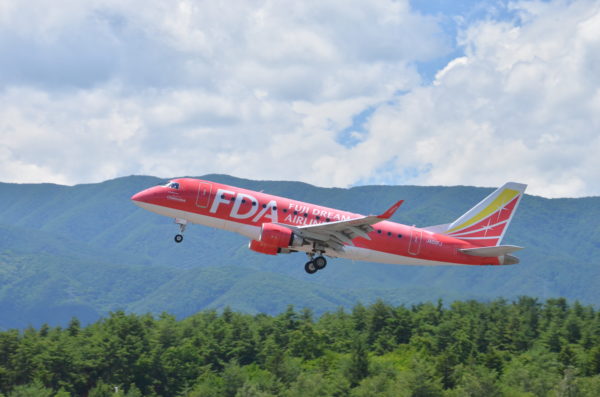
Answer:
163;181;180;189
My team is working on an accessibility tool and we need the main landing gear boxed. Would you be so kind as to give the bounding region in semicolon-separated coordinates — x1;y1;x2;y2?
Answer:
174;218;187;243
304;253;327;274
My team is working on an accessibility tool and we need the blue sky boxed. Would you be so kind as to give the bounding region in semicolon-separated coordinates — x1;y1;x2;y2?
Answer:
0;0;599;197
411;0;527;81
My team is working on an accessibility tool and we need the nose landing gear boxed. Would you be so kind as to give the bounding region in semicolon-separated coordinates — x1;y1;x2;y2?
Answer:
304;253;327;274
174;218;187;243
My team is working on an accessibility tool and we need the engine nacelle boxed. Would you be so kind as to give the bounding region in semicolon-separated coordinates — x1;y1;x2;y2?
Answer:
259;223;303;248
248;223;304;255
248;239;279;255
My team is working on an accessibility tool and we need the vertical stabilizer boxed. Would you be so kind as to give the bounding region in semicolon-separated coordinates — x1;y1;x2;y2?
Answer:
437;182;527;247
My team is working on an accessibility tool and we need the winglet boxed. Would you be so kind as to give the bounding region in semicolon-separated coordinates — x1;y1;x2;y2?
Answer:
378;200;403;219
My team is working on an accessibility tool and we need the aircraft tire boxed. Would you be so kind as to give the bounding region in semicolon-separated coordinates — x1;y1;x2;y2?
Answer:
304;261;317;274
174;234;184;243
314;256;327;270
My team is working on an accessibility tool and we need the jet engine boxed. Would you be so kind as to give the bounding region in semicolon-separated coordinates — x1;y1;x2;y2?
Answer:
248;223;304;255
259;223;304;248
248;240;279;255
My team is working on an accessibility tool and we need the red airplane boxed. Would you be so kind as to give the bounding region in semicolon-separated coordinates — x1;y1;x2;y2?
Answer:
131;179;527;274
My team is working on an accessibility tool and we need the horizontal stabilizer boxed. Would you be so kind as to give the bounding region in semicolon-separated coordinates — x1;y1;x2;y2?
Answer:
460;245;523;257
422;223;451;233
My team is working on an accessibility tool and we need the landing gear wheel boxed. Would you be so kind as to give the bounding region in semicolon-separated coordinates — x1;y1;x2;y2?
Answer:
174;219;187;244
304;261;317;274
314;256;327;270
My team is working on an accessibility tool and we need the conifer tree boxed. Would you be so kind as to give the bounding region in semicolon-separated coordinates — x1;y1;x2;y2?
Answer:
346;335;369;387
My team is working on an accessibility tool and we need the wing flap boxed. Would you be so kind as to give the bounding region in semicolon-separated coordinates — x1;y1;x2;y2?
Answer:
347;225;371;240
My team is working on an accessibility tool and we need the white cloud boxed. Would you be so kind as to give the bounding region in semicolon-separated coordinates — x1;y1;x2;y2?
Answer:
1;0;599;198
0;0;442;186
345;0;600;197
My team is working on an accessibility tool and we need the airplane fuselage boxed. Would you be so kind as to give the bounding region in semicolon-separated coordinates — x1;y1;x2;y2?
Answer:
132;178;505;267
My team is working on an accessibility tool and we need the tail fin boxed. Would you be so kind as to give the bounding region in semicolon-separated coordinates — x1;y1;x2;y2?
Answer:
427;182;527;247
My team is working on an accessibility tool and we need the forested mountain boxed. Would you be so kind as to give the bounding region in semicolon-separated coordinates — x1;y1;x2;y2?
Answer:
1;175;600;329
1;299;600;396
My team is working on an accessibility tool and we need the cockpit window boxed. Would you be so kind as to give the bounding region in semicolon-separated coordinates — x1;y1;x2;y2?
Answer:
164;182;180;189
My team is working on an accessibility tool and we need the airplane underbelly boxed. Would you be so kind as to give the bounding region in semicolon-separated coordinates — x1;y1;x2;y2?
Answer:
136;202;261;240
342;246;462;266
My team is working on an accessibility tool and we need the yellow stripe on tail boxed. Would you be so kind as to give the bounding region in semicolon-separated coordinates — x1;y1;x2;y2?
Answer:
424;182;527;247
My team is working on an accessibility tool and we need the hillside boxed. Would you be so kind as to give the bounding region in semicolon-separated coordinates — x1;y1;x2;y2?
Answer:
1;175;600;328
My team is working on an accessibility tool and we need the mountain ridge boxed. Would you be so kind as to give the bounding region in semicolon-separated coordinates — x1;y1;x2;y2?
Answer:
1;174;599;329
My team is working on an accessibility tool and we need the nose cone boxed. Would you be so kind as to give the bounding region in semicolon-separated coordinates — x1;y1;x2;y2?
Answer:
131;188;155;205
131;191;144;202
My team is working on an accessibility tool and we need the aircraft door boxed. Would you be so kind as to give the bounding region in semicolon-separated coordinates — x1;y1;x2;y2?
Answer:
196;182;213;208
408;229;422;256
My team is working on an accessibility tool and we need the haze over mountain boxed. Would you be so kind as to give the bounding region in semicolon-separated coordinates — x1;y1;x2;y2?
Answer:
1;175;599;329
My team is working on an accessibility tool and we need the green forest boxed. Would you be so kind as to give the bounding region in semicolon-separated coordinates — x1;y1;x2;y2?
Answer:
1;298;600;396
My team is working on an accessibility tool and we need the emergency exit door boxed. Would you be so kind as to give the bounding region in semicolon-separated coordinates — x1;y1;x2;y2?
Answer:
196;182;213;208
408;229;422;256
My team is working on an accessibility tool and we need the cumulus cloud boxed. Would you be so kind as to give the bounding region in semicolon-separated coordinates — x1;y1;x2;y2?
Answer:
0;0;599;197
346;0;600;197
0;0;444;187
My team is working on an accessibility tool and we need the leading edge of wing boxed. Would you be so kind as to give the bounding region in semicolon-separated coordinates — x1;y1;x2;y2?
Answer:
274;200;404;250
296;200;403;232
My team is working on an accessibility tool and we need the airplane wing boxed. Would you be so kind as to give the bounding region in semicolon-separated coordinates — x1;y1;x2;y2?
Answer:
281;200;403;252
